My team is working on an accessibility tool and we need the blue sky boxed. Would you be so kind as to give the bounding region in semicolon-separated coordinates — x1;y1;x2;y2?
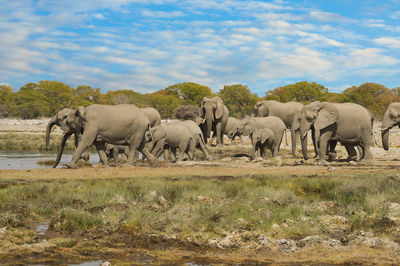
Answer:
1;0;400;96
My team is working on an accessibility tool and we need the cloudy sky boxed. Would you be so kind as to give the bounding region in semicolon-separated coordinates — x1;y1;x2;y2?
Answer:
1;0;400;95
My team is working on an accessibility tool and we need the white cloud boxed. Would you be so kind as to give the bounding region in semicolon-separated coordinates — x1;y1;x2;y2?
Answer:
141;10;184;18
374;37;400;48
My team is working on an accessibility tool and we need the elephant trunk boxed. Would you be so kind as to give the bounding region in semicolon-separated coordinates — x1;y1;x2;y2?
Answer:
301;132;308;160
46;116;57;151
382;129;390;151
53;133;71;168
205;112;213;138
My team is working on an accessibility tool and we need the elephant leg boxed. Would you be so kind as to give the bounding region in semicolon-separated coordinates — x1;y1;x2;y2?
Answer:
356;145;364;160
163;148;169;161
178;142;188;161
311;128;318;158
133;150;140;162
327;141;337;161
170;147;177;162
131;133;159;167
317;133;330;163
94;142;109;167
344;144;357;161
198;136;211;160
216;122;223;146
291;129;298;157
66;127;97;168
113;148;119;163
285;130;288;146
271;141;279;157
260;145;266;158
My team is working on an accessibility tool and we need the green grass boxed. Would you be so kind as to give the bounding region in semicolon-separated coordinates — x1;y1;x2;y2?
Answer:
1;173;400;240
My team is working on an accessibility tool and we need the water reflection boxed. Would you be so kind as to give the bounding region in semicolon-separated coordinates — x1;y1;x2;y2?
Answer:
0;152;99;170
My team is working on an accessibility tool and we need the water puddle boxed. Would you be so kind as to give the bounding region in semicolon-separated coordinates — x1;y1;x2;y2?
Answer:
0;152;98;170
35;222;49;236
69;260;104;266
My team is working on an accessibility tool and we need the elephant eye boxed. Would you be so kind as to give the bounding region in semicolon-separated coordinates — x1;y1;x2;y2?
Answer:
390;113;396;119
306;115;313;122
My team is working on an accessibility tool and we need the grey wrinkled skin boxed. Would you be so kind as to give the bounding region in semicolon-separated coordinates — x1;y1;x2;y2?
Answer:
297;102;373;164
200;96;229;146
165;120;211;160
147;124;194;162
381;102;400;151
250;128;275;159
228;116;286;159
254;100;303;157
60;104;159;168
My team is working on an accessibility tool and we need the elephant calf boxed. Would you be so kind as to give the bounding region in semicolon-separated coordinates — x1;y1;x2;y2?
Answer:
147;125;194;162
251;128;275;159
105;143;129;163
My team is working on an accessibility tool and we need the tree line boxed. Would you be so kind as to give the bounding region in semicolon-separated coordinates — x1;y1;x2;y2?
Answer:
0;80;399;120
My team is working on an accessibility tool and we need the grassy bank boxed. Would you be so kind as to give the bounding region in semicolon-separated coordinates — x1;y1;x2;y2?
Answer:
1;169;400;263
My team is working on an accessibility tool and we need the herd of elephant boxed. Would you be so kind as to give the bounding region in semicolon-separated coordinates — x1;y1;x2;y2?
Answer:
45;95;400;168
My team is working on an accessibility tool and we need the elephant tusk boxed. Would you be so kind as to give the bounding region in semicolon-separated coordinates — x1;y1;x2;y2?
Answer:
381;127;389;131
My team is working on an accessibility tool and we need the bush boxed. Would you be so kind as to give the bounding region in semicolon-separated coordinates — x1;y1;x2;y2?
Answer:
174;105;200;120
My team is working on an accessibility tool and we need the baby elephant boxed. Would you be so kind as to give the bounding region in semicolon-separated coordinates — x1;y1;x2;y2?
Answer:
147;125;194;162
251;128;275;159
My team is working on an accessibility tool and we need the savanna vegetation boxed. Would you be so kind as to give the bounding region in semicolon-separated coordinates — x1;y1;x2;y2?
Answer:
1;166;400;264
1;81;399;120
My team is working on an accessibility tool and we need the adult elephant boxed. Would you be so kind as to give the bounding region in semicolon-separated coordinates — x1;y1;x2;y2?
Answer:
254;100;303;157
381;102;400;151
297;102;373;164
58;104;159;168
228;116;286;159
200;96;229;146
46;108;88;168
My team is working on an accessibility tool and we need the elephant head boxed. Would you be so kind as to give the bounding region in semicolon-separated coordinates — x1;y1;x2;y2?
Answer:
381;103;400;151
45;106;85;168
298;102;338;159
252;128;273;145
254;101;269;117
148;126;166;143
200;96;225;138
237;118;256;136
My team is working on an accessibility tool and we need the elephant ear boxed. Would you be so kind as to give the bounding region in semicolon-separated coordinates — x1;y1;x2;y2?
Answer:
261;129;271;143
314;103;338;130
75;106;85;120
291;114;300;131
252;130;260;142
152;127;166;142
200;97;207;117
215;102;224;119
243;122;253;136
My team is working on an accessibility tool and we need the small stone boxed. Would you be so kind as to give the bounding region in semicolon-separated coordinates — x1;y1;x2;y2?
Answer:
272;223;280;229
101;262;111;266
349;161;357;165
150;191;157;197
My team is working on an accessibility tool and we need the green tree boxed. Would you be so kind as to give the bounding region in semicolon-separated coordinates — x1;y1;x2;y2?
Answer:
72;85;102;107
164;82;214;106
265;81;329;103
34;81;75;116
0;84;13;104
105;90;148;107
8;86;49;119
219;84;259;118
341;83;398;119
145;91;180;119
